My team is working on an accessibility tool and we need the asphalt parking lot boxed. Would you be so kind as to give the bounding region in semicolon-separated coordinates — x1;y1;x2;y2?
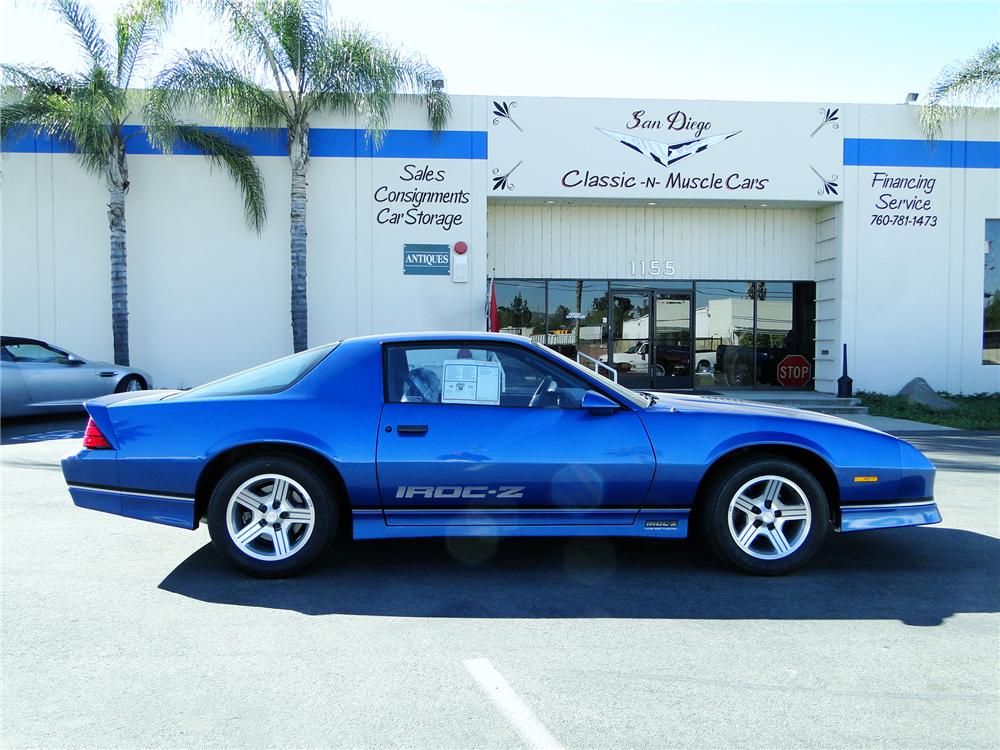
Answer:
1;418;998;749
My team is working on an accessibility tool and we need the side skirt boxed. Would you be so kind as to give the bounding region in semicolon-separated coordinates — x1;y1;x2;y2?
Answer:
351;508;690;540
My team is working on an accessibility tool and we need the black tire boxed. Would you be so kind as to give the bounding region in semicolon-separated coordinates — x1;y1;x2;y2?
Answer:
114;374;146;393
700;455;830;575
725;363;750;386
207;456;337;578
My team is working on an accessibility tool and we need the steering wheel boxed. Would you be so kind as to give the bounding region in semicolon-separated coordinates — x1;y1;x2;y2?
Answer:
529;375;557;408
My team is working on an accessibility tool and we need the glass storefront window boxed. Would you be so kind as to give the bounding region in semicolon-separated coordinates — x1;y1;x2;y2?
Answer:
984;220;999;365
752;282;794;388
695;282;756;387
495;280;545;339
545;280;608;361
751;281;816;389
497;278;816;390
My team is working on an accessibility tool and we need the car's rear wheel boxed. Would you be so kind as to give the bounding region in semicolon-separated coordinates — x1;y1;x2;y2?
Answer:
700;456;830;575
207;456;337;577
115;374;146;393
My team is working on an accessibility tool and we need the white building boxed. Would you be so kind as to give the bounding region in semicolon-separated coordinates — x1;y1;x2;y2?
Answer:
2;95;998;394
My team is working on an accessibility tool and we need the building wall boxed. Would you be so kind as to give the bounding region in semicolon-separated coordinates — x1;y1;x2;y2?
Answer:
487;204;818;281
2;93;997;395
813;204;841;392
840;104;1000;395
1;97;489;388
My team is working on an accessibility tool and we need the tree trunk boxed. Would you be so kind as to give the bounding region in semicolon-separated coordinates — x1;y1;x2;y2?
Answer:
107;138;129;366
289;123;309;352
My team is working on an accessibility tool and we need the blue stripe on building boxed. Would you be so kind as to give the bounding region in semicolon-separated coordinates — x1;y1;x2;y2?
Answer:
2;126;488;160
844;138;1000;169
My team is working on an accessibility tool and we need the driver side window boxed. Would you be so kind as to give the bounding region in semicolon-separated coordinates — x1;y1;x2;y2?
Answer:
385;344;591;408
5;342;71;364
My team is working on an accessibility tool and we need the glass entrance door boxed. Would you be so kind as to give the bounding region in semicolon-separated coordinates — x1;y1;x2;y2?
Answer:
610;289;693;390
651;291;692;389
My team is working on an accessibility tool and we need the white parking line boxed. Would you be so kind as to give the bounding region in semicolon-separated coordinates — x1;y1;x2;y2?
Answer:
463;657;565;750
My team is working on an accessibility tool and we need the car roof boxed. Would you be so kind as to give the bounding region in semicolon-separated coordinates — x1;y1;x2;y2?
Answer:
1;336;48;347
343;331;534;346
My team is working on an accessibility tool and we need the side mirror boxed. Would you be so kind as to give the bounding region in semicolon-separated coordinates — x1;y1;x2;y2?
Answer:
582;390;619;415
65;355;85;366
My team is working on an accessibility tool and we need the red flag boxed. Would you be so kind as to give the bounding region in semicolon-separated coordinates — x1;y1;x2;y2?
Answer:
488;279;499;332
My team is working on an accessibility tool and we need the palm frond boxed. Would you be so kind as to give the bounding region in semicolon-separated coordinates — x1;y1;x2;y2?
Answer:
308;26;450;143
1;63;74;93
1;64;76;142
152;49;289;129
155;122;267;232
1;62;121;176
1;93;75;142
209;0;296;96
66;68;121;174
115;0;173;89
52;0;112;72
260;0;324;91
921;42;1000;138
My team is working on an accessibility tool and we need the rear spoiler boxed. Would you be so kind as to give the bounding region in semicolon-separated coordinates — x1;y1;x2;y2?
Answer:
83;390;177;450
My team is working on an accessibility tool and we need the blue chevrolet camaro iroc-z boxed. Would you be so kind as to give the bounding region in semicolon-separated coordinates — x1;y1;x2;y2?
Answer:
62;332;941;577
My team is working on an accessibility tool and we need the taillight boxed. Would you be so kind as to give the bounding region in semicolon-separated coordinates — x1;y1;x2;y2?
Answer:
83;418;112;449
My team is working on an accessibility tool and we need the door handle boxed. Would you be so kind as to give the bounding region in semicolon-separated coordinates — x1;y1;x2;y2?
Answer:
396;424;428;435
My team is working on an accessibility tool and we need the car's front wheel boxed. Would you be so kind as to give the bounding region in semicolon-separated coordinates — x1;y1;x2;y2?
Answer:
207;456;337;577
701;456;830;575
115;374;146;393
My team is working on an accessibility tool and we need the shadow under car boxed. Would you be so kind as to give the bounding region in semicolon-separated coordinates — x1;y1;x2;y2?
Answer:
159;526;999;627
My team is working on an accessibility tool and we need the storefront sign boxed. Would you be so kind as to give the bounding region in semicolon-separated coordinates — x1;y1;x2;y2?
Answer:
375;164;469;231
403;244;451;275
488;97;843;202
868;171;940;228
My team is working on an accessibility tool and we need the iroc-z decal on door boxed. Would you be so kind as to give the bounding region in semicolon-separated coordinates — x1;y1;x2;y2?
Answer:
395;486;526;499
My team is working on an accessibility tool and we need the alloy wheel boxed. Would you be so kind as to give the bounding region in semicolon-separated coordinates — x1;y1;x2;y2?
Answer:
726;475;812;559
225;473;315;561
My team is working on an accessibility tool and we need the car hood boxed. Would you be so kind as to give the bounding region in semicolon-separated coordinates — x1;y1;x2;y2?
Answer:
642;392;885;434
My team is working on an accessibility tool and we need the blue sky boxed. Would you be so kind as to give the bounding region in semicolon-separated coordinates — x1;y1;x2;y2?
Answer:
2;0;997;103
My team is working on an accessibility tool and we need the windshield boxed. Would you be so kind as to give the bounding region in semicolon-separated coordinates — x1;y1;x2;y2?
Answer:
170;344;337;399
535;343;650;408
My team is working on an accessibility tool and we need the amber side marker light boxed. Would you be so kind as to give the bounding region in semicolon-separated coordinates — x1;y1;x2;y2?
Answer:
82;418;112;449
853;476;879;483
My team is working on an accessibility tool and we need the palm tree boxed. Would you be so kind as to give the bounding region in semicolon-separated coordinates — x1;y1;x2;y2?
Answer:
154;0;449;352
921;42;1000;138
1;0;266;366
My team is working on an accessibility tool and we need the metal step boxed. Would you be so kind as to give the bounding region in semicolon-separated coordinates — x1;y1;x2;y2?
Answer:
799;406;870;415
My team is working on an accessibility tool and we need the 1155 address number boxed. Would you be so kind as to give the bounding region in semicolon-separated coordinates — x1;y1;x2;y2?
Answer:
628;260;676;277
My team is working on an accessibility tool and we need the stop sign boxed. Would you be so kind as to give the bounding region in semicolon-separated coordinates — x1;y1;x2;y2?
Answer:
777;355;812;387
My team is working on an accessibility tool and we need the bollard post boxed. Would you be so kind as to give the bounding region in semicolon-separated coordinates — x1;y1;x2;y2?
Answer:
837;343;854;398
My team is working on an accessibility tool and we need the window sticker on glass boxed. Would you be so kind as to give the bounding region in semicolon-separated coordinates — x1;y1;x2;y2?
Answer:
441;359;502;405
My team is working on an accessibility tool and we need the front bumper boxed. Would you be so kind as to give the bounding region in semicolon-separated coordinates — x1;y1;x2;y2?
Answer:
839;499;941;532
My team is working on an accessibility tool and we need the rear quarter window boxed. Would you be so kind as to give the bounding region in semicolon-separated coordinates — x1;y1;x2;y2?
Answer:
171;344;337;399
